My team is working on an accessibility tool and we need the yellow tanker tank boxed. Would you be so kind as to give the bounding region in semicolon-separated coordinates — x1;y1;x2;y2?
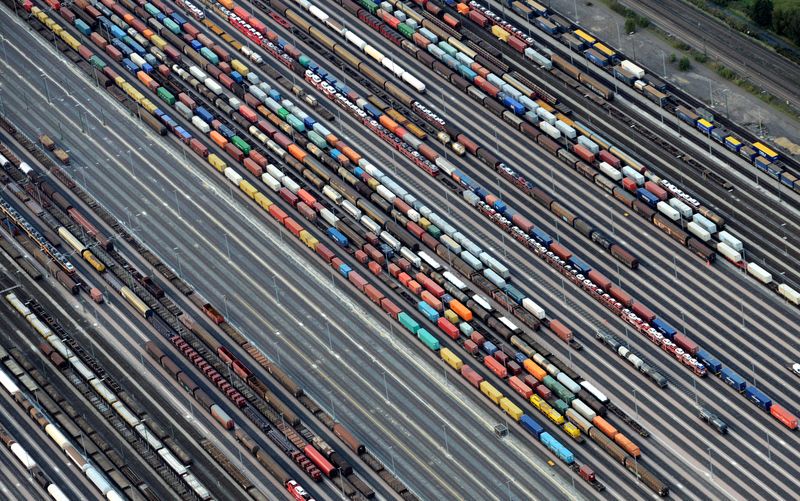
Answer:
82;250;106;273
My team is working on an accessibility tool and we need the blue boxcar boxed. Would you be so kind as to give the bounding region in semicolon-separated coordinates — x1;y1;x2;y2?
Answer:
141;63;154;74
338;263;351;277
568;256;592;274
171;12;188;26
513;352;527;364
230;71;243;84
417;301;440;322
303;116;317;129
651;318;677;339
195;106;214;123
520;414;544;438
122;58;138;74
720;367;747;391
363;103;382;118
483;341;498;356
190;39;203;51
636;188;660;207
696;349;721;374
532;227;553;247
218;124;235;139
268;89;282;101
744;387;772;411
327;227;349;247
75;19;91;36
493;200;507;213
113;39;134;58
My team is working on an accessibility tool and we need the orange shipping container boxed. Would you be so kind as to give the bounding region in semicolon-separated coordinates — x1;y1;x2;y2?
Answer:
340;145;361;164
378;115;399;133
210;130;228;148
288;144;307;162
398;272;412;287
368;261;382;276
614;433;641;458
592;416;619;439
407;280;422;295
421;290;442;311
523;359;547;381
448;299;473;321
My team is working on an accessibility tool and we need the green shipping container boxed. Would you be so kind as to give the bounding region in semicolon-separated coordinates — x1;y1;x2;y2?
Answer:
144;3;160;16
163;18;181;35
427;224;442;238
308;130;328;149
358;0;378;14
417;328;440;351
298;55;311;68
276;107;290;120
157;87;176;105
398;312;420;334
552;399;569;415
231;136;251;155
89;56;106;71
439;42;458;57
287;115;305;133
200;47;219;65
544;376;575;404
398;23;415;38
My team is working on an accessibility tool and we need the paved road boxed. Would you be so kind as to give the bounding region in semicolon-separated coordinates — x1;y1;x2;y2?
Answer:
0;9;582;500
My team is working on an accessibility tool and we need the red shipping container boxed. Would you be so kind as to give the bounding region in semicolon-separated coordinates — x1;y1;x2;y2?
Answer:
348;271;367;292
316;243;334;263
364;244;384;265
421;291;443;311
365;232;380;246
398;272;412;287
105;45;123;62
461;365;484;388
608;285;633;307
535;384;552;399
770;404;798;430
354;249;369;264
368;261;382;276
178;92;196;110
522;374;539;390
240;105;258;123
484;356;508;379
469;9;489;27
437;317;460;340
244;92;261;108
164;46;181;62
257;119;277;137
631;302;656;323
381;298;401;319
644;181;668;201
407;280;422;295
268;204;287;223
211;45;231;62
189;138;208;157
219;73;235;90
330;257;344;272
673;333;699;355
284;217;303;237
511;214;534;233
508;361;523;376
406;221;425;239
416;273;445;298
572;144;595;163
588;269;612;290
598;150;621;168
622;177;638;192
471;331;485;346
549;319;574;342
464;339;479;354
508;36;527;53
549;242;572;261
158;65;171;78
509;376;533;399
297;188;316;207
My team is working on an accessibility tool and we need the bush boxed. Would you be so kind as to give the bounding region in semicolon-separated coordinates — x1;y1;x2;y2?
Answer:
773;5;800;44
669;53;677;63
678;56;692;71
693;51;708;63
625;17;637;33
749;0;773;27
715;64;736;80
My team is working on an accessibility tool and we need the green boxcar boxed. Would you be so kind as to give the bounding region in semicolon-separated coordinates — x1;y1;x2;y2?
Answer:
276;107;290;120
144;3;160;16
544;375;575;404
439;41;458;57
89;55;106;71
398;23;415;39
398;312;420;334
427;224;442;238
298;55;311;68
287;115;306;133
308;130;328;149
417;328;440;351
200;47;219;65
358;0;378;14
163;18;181;35
552;399;569;415
157;87;176;105
231;136;251;155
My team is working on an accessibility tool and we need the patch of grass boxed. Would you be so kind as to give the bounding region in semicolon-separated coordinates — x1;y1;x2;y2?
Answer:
678;56;692;70
602;0;651;28
669;52;677;62
692;50;709;62
671;40;692;50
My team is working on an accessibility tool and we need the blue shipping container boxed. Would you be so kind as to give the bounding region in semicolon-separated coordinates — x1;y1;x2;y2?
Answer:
230;71;243;84
520;414;544;438
744;387;772;411
651;318;677;339
532;227;553;246
720;367;747;391
636;188;660;207
483;341;498;356
195;107;214;123
568;256;592;274
696;348;722;374
190;40;203;51
503;284;526;304
122;59;138;74
327;227;349;247
338;263;352;277
417;301;440;322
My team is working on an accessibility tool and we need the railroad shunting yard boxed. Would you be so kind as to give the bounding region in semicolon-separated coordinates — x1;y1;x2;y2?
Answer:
0;0;798;498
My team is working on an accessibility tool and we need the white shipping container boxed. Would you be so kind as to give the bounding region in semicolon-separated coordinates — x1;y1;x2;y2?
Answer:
47;485;69;501
716;242;742;263
320;208;338;226
281;176;300;193
692;213;717;234
599;161;622;181
440;234;462;254
621;59;645;78
656;201;680;221
498;316;521;333
577;136;600;154
189;66;207;81
261;173;281;192
10;443;36;469
746;262;772;284
130;53;146;68
571;399;597;421
461;251;483;270
322;185;342;203
418;250;443;271
191;115;211;133
555;120;577;139
669;197;693;218
224;168;243;186
471;294;493;311
687;221;711;241
621;166;645;185
483;268;507;289
0;369;20;394
443;271;467;290
407;208;421;222
376;185;396;203
718;230;743;252
540;121;561;139
778;283;800;305
634;80;647;91
536;108;556;125
557;373;581;393
580;381;609;403
204;78;223;95
522;297;546;319
487;257;510;279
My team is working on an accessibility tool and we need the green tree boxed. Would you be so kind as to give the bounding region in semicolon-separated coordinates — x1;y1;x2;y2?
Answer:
625;17;637;34
749;0;773;27
773;5;800;44
678;56;691;70
669;52;677;63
